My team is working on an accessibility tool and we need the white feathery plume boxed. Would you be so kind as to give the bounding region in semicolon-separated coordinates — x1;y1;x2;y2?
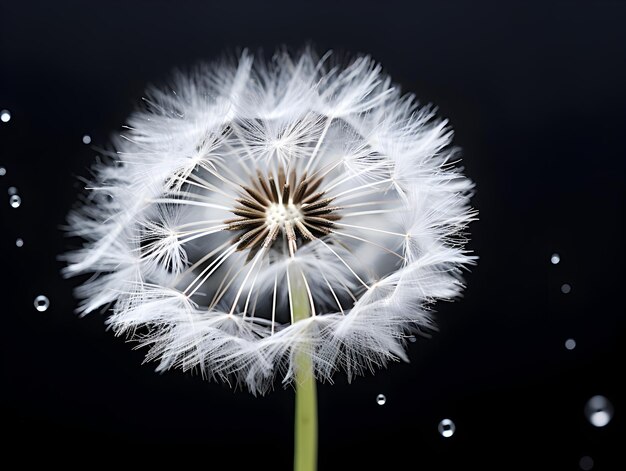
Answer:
64;48;476;395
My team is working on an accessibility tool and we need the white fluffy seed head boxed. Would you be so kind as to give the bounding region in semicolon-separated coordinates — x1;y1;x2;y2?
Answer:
63;48;477;394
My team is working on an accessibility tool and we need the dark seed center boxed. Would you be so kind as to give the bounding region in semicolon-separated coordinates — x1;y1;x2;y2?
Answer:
225;166;341;258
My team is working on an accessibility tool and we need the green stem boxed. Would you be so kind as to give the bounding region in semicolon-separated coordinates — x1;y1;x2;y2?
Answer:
291;267;317;471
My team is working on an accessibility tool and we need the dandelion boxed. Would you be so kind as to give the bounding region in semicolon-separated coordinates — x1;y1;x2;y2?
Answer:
63;48;476;470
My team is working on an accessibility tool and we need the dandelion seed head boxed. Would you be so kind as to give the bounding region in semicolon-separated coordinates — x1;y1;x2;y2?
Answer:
64;48;476;394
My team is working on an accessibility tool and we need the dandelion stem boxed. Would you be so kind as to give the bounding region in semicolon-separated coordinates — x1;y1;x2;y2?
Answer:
290;267;317;471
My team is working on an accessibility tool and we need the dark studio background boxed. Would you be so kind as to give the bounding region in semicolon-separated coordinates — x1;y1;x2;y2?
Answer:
1;1;624;468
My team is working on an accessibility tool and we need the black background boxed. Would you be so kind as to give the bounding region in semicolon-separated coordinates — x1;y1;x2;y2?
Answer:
1;1;624;468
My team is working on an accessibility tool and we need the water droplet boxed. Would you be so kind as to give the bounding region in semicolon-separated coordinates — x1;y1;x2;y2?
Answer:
409;336;417;343
561;283;571;294
376;394;386;405
565;338;576;350
9;194;21;208
34;295;50;312
8;186;17;195
0;167;5;176
15;238;24;247
438;418;455;438
82;134;92;144
579;456;594;470
585;395;613;427
0;109;11;123
550;253;560;264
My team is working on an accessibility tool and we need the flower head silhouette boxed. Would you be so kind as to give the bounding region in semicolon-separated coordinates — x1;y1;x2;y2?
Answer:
64;49;476;395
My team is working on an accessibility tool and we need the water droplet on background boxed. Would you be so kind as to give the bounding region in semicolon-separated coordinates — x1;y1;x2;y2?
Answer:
9;194;21;208
34;295;50;312
438;418;455;438
551;253;560;264
561;283;571;294
15;238;24;247
585;395;614;427
376;394;386;406
82;134;92;144
0;109;11;123
579;456;594;470
565;338;576;350
0;167;6;176
8;186;17;195
408;336;416;343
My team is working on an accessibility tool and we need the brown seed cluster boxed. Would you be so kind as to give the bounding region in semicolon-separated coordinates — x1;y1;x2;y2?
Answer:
225;166;341;259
